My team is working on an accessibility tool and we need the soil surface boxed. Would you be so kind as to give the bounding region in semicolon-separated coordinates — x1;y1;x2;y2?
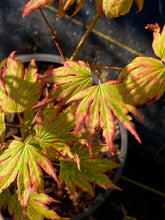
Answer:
0;0;165;219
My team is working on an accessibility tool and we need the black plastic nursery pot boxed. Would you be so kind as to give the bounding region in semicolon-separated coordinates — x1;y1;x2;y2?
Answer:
2;54;128;220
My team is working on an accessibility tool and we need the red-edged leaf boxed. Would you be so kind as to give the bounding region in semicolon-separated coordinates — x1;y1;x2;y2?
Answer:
8;191;60;220
23;0;54;17
118;57;165;105
0;140;59;207
60;145;120;195
67;81;141;155
41;60;93;105
0;51;42;113
27;193;60;220
146;23;165;60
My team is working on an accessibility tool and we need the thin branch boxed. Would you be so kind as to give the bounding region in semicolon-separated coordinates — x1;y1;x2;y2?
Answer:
90;64;123;71
39;8;66;62
70;13;100;60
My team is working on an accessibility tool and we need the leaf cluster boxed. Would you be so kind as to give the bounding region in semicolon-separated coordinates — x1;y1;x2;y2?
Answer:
1;0;165;219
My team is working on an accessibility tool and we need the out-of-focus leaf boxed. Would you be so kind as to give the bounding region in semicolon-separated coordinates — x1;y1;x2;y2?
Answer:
0;140;59;207
67;81;141;155
0;51;42;113
8;191;23;220
118;57;165;105
27;193;60;220
23;0;54;17
0;110;5;145
146;23;165;61
100;0;144;18
0;188;11;211
41;60;93;105
8;191;60;220
60;145;120;195
35;104;80;166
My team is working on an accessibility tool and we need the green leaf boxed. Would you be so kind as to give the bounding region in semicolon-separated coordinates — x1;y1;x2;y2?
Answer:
41;60;93;105
23;0;55;17
0;188;11;211
146;23;165;61
0;110;6;145
60;146;120;195
118;57;165;105
0;140;59;207
67;81;141;154
0;51;42;113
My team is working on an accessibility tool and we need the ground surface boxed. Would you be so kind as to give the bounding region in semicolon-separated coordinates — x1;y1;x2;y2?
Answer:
0;0;165;219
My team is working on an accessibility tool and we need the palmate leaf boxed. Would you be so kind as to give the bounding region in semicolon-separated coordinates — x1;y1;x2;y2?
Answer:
0;51;42;113
60;144;120;196
41;60;93;105
146;23;165;61
0;140;59;207
8;191;60;220
23;0;54;17
67;81;141;155
118;57;165;105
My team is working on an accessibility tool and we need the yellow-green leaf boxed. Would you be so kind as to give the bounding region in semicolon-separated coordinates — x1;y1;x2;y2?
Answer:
0;110;5;145
118;57;165;105
0;140;59;207
0;52;42;113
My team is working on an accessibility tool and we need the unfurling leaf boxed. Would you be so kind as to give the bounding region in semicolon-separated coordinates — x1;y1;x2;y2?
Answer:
100;0;144;18
118;57;165;105
0;140;59;207
41;60;93;105
0;51;42;113
67;81;141;154
60;145;120;195
23;0;54;17
146;23;165;61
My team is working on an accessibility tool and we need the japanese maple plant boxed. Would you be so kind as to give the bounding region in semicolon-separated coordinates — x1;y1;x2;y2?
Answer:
0;0;165;219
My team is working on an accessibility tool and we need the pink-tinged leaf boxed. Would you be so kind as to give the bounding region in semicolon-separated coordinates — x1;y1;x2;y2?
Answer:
67;82;141;154
8;191;60;220
118;57;165;105
41;60;93;105
0;140;59;207
101;0;144;18
23;0;54;17
60;150;120;195
0;51;42;113
27;193;60;220
146;23;165;60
